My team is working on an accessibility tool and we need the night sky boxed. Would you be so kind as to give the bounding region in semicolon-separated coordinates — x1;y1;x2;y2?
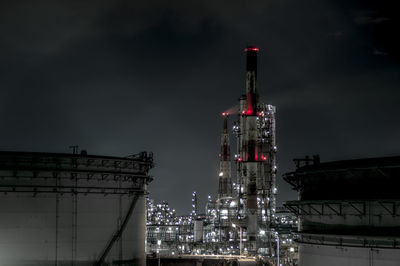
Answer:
1;0;399;214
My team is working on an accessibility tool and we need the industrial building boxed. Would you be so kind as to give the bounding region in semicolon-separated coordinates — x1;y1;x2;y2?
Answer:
145;195;298;264
145;46;298;265
0;150;154;266
284;155;400;266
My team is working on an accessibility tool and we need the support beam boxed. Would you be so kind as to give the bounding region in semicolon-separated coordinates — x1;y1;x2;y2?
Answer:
325;203;342;215
96;193;141;266
308;204;323;215
348;202;365;215
378;201;396;216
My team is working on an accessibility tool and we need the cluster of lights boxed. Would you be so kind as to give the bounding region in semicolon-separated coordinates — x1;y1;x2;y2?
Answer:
145;102;281;257
147;193;297;255
273;213;298;225
191;191;198;217
147;197;199;255
146;198;176;226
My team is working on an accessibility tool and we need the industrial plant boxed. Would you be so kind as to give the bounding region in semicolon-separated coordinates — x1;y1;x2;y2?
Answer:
1;46;397;266
0;46;296;266
145;46;297;265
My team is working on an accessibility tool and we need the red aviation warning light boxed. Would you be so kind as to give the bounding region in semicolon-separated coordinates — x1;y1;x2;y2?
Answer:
244;47;260;52
241;109;256;116
222;112;229;116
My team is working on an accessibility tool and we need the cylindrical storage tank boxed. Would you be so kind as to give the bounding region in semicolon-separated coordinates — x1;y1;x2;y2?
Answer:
0;151;154;266
283;156;400;266
299;244;400;266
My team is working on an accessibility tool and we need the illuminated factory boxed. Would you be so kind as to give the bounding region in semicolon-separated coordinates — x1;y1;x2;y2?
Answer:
145;47;297;264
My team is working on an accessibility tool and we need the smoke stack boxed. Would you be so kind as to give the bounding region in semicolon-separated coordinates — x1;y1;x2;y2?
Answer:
244;46;259;116
222;112;228;134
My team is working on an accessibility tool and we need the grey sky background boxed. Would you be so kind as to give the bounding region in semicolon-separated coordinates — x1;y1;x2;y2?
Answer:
0;0;399;214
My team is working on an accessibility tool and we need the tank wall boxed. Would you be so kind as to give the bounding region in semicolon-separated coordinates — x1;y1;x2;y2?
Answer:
298;167;400;201
300;201;400;234
121;194;146;265
0;193;145;265
300;244;400;266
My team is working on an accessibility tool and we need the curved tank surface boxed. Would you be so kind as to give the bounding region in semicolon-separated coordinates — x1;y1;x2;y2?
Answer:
0;151;154;266
283;156;400;266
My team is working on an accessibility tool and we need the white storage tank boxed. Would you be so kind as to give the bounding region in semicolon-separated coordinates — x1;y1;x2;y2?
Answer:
284;156;400;266
0;151;153;266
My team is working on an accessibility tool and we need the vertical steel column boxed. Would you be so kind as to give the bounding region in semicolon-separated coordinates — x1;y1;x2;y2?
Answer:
55;173;59;266
118;178;123;262
72;174;78;265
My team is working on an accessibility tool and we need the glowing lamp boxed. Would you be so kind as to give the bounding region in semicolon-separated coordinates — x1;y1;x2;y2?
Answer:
244;47;260;52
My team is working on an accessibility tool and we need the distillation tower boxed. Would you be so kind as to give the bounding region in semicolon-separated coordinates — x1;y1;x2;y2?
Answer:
218;113;233;200
145;47;278;258
212;46;277;255
233;46;277;255
214;113;234;245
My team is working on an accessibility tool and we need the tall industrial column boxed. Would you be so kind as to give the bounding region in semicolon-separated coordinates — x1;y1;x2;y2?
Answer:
215;113;234;247
218;113;232;199
242;46;259;247
234;46;277;255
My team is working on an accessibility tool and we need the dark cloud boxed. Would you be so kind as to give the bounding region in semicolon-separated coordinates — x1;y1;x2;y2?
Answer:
0;0;399;214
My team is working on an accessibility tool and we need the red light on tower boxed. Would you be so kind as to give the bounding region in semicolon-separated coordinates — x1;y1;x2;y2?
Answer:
244;47;260;52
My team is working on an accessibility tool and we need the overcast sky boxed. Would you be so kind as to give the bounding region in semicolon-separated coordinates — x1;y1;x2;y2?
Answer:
0;0;399;214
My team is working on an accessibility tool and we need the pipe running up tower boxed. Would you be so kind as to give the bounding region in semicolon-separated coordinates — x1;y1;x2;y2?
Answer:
218;113;232;199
